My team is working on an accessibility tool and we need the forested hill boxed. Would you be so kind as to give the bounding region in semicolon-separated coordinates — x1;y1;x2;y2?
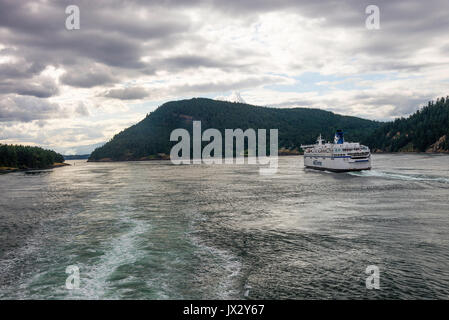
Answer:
0;144;65;171
365;97;449;152
89;98;380;161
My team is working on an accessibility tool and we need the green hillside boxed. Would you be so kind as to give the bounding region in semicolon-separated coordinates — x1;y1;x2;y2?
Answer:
365;97;449;152
0;144;65;171
89;98;380;161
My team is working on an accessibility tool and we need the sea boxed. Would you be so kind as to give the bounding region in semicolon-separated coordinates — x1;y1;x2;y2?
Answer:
1;154;449;299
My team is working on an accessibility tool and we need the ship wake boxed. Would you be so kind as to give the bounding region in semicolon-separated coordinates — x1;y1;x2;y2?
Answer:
348;170;449;184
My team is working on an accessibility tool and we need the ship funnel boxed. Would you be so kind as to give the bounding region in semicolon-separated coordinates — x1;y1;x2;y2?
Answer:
334;130;344;144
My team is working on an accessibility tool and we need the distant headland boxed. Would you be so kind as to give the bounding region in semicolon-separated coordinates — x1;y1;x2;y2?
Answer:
88;96;449;162
88;98;379;162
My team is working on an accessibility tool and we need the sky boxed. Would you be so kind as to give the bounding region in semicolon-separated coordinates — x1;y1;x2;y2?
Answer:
1;0;449;154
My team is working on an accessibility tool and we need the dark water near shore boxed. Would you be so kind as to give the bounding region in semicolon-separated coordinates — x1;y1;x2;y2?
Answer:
1;154;449;299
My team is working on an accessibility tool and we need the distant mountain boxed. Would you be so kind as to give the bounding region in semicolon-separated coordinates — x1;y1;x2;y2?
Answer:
365;96;449;152
89;98;380;161
58;142;105;156
63;154;90;160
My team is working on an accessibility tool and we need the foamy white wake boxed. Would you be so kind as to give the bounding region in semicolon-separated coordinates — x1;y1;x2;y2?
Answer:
349;170;449;184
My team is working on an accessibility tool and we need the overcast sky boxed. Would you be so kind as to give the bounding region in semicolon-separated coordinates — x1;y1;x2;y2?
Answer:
1;0;448;154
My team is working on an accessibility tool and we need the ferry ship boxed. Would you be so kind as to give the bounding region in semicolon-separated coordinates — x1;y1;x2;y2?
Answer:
301;130;371;172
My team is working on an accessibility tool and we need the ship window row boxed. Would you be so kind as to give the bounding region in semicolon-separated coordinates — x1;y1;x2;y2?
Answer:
333;148;367;152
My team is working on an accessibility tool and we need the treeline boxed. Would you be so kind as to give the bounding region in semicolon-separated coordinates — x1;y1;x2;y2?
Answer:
89;98;380;161
0;144;65;169
365;96;449;152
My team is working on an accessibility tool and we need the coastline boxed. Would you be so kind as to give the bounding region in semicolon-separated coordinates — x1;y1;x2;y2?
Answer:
0;162;70;175
87;150;449;163
87;151;303;162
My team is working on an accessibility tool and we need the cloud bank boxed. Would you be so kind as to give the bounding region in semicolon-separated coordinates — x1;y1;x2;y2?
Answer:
1;0;449;152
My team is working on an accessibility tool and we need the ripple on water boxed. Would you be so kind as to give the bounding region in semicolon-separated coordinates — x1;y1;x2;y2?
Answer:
1;156;449;299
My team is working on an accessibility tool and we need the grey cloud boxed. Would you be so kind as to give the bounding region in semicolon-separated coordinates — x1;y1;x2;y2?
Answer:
200;0;449;33
102;75;282;100
0;77;59;98
10;30;146;70
0;1;192;71
173;76;284;94
89;7;191;40
0;0;257;84
2;0;448;74
15;84;58;98
60;127;105;142
0;0;448;125
75;102;90;116
353;93;432;116
103;87;150;100
0;60;46;79
61;66;117;88
0;95;67;122
194;0;449;74
270;90;434;120
156;55;250;71
36;120;47;128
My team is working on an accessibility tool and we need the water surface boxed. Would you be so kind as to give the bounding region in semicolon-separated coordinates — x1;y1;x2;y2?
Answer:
1;154;449;299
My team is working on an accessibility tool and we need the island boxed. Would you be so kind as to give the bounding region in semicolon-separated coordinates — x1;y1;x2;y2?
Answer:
0;144;69;174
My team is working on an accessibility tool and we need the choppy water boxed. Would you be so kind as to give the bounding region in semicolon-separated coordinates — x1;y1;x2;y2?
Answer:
1;154;449;299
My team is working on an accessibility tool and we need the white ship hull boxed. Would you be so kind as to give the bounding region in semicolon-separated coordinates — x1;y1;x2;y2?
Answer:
304;155;371;172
